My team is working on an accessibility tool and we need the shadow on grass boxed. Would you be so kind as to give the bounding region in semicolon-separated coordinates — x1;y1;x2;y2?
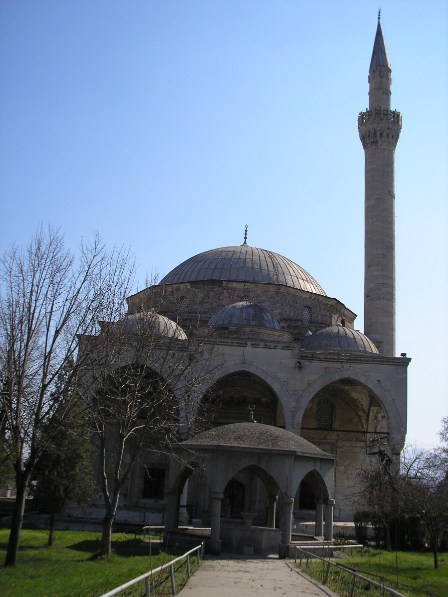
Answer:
68;538;162;559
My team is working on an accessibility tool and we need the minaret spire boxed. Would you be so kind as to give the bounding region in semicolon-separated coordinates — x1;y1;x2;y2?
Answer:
358;17;402;356
369;17;391;107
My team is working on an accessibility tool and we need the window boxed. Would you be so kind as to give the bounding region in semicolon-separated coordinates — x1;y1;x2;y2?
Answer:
303;306;311;325
143;467;165;500
317;397;334;430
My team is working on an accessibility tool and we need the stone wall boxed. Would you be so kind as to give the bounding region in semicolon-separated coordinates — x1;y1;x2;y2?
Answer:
127;280;356;339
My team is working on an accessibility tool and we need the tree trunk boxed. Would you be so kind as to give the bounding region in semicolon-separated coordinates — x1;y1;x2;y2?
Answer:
100;513;114;557
433;548;438;569
431;537;439;569
48;512;55;547
99;486;122;558
97;430;126;558
384;520;392;551
4;472;28;567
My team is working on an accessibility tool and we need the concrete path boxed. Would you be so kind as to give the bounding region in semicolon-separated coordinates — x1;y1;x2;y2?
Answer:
177;556;339;596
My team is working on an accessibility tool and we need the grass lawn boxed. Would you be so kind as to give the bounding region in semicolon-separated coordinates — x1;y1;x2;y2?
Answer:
341;548;448;596
0;528;201;597
298;547;448;597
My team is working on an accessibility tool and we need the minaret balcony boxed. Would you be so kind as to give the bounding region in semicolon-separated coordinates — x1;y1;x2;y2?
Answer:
358;108;401;149
358;108;402;127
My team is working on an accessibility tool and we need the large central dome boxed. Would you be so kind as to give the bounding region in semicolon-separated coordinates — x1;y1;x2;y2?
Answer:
160;245;326;295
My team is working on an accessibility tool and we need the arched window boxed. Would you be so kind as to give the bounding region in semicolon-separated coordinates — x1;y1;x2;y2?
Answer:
317;397;334;430
143;467;165;500
303;306;311;325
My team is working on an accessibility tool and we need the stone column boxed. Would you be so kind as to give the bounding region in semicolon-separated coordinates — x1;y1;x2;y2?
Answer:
164;490;179;532
178;479;189;526
279;496;294;558
324;499;335;541
209;491;223;554
315;499;324;537
267;495;277;528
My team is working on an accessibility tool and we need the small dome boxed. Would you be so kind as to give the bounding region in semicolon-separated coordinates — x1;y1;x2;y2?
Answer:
183;422;331;456
160;245;326;295
301;324;378;353
119;312;187;340
209;301;280;330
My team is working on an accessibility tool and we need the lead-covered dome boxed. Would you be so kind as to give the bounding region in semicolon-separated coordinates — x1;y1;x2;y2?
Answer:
160;245;326;295
209;301;280;330
301;324;378;353
183;422;330;456
108;312;187;340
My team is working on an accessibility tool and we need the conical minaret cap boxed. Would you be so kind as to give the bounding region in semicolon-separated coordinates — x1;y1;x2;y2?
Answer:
370;19;390;70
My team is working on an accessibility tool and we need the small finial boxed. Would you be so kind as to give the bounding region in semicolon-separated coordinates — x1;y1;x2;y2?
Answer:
378;8;381;22
243;224;248;245
248;404;256;423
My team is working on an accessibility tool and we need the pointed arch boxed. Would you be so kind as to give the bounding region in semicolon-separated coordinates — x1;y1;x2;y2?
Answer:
199;362;293;428
293;369;404;441
295;470;330;510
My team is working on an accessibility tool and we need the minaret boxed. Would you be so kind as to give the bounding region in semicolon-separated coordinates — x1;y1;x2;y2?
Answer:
358;14;402;356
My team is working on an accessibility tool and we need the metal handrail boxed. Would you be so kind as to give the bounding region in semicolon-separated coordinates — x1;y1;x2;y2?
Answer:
294;545;407;597
292;541;363;549
100;541;204;597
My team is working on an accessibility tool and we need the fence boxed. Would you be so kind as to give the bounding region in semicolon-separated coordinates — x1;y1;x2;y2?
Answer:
294;545;408;597
100;541;204;597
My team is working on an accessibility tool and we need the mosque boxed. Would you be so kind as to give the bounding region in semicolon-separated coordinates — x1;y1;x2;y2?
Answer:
88;18;409;552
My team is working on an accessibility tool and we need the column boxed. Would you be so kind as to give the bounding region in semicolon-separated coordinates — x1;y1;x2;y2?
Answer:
324;498;335;541
315;499;324;537
164;490;179;532
178;479;189;526
280;497;295;544
267;495;277;528
209;491;223;554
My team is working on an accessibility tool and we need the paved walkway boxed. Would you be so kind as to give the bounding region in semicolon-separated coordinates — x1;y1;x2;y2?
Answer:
177;556;339;596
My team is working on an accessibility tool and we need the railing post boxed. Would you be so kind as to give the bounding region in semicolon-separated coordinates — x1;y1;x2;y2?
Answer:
98;543;208;597
323;560;330;584
349;575;356;597
170;563;176;594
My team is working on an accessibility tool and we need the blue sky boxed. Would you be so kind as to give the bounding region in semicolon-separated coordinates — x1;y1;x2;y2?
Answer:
1;0;447;448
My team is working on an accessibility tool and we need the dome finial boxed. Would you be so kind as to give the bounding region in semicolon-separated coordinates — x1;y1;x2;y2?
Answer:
242;224;248;245
248;404;256;423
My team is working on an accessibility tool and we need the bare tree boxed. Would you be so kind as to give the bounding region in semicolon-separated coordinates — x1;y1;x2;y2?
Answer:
0;227;135;566
79;291;216;558
0;376;14;490
356;450;399;549
439;416;448;469
400;444;448;569
357;434;448;567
